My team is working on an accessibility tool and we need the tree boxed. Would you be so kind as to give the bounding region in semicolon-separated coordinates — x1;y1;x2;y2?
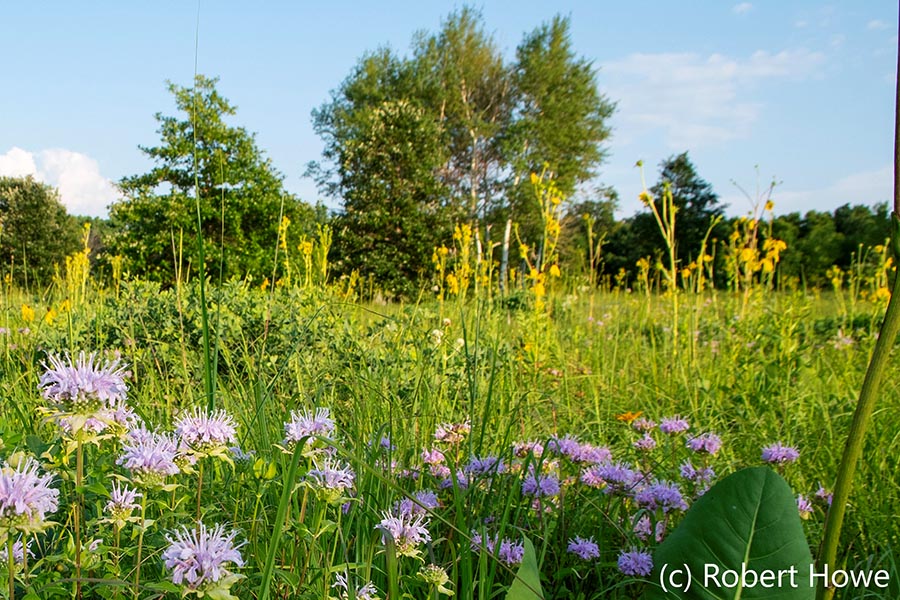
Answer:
310;10;616;291
629;152;726;267
503;16;615;239
0;176;81;285
111;75;314;281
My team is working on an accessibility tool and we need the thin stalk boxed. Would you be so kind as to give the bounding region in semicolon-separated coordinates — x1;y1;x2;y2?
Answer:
196;461;204;526
74;438;83;600
259;445;303;600
132;496;147;600
8;534;14;600
816;18;900;600
385;538;399;600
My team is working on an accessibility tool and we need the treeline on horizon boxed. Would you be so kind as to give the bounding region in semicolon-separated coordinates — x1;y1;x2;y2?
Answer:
1;8;891;297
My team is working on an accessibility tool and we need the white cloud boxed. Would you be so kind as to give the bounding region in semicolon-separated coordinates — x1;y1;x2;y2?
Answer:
0;147;38;178
868;19;890;31
0;147;117;217
601;49;825;149
722;165;892;216
733;3;753;15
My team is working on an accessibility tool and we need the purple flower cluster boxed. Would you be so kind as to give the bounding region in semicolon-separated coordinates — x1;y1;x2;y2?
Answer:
581;462;639;493
105;482;142;527
332;573;379;600
686;432;722;455
659;416;690;435
680;460;716;490
117;430;179;488
634;481;688;513
307;459;355;504
175;407;238;453
377;510;431;559
465;456;505;477
283;407;335;455
567;536;600;560
761;443;799;465
163;522;244;592
434;420;470;444
633;434;657;452
618;549;653;577
512;440;544;458
395;489;440;517
547;435;611;464
0;537;32;565
39;352;131;435
521;471;561;497
797;494;813;519
0;457;59;533
497;538;525;566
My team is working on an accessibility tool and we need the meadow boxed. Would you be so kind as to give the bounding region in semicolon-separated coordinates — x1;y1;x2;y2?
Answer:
1;266;898;599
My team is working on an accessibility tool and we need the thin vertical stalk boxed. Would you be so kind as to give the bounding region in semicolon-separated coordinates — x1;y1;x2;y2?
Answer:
132;496;147;600
816;16;900;600
74;438;83;599
7;534;14;600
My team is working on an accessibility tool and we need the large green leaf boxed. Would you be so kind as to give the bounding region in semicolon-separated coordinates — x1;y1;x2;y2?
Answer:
507;536;544;600
644;467;813;600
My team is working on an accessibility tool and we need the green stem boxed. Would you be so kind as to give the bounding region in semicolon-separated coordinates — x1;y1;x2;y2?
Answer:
8;534;15;600
196;460;204;526
258;446;303;600
133;496;147;600
75;438;83;600
816;19;900;600
385;538;399;600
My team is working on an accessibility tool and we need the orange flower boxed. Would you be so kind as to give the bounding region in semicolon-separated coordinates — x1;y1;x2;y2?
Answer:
616;411;643;424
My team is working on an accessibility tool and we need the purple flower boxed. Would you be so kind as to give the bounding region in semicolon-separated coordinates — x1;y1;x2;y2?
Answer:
38;352;130;433
686;433;722;456
332;573;379;600
0;458;59;533
581;462;639;493
547;434;581;458
632;418;656;433
815;485;833;506
175;407;238;454
376;511;431;559
395;489;440;517
117;430;179;488
307;459;355;504
0;537;32;565
438;469;469;490
634;515;652;541
567;536;600;560
105;482;142;527
571;443;612;464
659;417;690;435
283;408;335;456
434;420;470;444
633;434;657;452
634;481;688;513
498;538;525;566
465;456;505;477
163;522;244;593
761;443;799;465
470;530;496;553
512;441;544;458
421;448;446;465
617;549;653;577
522;471;560;497
679;460;715;494
797;494;813;519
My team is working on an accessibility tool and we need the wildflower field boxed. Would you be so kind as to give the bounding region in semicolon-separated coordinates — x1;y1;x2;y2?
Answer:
1;272;898;600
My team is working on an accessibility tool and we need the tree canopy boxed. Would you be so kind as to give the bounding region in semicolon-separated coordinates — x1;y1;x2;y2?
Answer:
111;75;316;281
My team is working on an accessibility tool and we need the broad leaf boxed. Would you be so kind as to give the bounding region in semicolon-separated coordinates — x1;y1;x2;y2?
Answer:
507;536;544;600
644;467;813;599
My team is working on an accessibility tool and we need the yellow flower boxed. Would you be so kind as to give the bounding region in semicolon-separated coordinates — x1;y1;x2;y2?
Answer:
764;200;774;212
446;273;459;295
21;304;35;322
638;191;652;205
549;264;561;278
44;308;57;325
260;277;270;291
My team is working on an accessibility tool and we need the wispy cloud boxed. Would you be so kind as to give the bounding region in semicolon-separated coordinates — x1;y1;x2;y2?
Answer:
0;147;118;217
867;19;890;31
601;49;825;149
732;3;753;16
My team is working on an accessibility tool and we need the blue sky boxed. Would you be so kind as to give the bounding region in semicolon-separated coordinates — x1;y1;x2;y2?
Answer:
0;1;896;219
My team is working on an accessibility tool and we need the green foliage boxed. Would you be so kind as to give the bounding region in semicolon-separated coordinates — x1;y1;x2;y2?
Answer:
506;537;544;600
646;467;814;599
311;9;614;292
110;74;316;281
0;176;81;286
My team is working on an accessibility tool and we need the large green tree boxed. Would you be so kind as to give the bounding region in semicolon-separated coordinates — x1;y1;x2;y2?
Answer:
0;176;81;285
111;75;314;281
503;16;615;238
311;10;615;291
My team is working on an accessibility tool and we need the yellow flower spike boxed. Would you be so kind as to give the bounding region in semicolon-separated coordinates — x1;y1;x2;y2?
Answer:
21;304;35;322
44;308;57;325
549;264;561;278
638;191;652;205
530;172;540;186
